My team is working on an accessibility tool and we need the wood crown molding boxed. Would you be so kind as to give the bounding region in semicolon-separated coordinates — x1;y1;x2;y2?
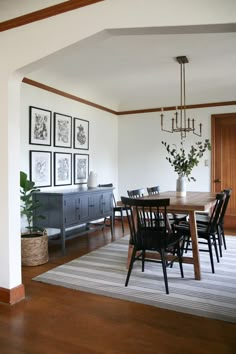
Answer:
0;0;104;32
117;101;236;116
23;77;236;116
22;78;117;115
0;284;25;305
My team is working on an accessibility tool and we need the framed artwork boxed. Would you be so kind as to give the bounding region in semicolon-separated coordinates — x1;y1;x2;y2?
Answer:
74;118;89;150
74;153;89;184
54;152;72;186
54;112;72;148
29;150;52;187
29;106;52;146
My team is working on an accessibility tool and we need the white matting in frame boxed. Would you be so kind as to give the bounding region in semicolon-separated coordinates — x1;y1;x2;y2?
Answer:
74;118;89;150
54;152;72;186
29;106;52;146
74;154;89;184
30;150;52;187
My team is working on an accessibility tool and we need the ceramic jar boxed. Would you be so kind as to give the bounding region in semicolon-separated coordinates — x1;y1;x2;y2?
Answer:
87;171;98;188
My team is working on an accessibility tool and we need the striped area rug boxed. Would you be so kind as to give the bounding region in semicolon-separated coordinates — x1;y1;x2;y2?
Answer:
33;235;236;323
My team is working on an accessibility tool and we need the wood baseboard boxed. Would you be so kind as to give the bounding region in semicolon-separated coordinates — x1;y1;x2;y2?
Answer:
0;284;25;304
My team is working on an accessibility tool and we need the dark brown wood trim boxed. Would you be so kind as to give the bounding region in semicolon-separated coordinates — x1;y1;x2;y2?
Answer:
0;284;25;304
23;78;236;116
211;114;216;193
0;0;104;32
22;78;117;115
117;101;236;115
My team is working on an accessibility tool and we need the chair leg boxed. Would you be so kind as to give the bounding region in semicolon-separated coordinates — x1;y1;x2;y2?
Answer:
208;238;215;273
176;245;184;278
212;234;220;263
217;225;223;257
184;235;190;253
160;248;169;294
120;209;124;234
221;226;227;250
142;250;145;272
125;246;137;286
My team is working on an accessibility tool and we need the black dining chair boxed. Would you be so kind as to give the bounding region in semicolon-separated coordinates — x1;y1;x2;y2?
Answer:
175;193;225;273
147;185;188;226
98;183;126;234
127;188;146;198
196;188;232;257
217;188;232;252
121;196;184;294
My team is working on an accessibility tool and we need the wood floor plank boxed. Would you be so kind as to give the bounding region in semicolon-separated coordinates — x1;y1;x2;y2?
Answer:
0;224;235;354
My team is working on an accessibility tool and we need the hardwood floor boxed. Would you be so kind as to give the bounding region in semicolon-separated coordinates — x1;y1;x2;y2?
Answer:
0;223;235;354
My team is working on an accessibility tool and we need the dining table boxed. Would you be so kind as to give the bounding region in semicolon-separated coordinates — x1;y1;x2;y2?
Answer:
126;191;217;280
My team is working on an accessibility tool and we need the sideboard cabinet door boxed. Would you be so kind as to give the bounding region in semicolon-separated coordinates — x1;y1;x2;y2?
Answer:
78;195;89;222
64;195;80;227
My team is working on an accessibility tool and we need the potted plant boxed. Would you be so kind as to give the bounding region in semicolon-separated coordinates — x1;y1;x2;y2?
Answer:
20;171;48;266
161;139;211;196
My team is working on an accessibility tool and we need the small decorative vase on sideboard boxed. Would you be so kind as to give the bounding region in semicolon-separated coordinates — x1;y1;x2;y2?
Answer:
176;175;186;197
87;171;98;188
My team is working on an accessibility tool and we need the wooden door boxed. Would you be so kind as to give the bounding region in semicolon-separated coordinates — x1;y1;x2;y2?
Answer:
211;113;236;229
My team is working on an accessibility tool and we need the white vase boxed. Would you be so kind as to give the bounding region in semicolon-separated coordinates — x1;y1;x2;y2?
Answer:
87;171;98;188
176;175;186;197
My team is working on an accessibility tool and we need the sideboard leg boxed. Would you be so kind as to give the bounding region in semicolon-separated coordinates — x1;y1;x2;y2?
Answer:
110;215;114;240
61;228;66;255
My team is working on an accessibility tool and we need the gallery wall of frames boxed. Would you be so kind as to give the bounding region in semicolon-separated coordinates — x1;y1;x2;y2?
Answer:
29;105;90;187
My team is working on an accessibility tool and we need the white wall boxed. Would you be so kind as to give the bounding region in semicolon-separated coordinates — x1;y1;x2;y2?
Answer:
20;84;118;202
21;84;236;206
118;105;236;198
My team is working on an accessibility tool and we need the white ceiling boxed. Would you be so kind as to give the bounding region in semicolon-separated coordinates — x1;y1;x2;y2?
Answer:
2;1;236;111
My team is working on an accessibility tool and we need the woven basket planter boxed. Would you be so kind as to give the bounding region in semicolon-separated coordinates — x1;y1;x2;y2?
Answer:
21;230;48;266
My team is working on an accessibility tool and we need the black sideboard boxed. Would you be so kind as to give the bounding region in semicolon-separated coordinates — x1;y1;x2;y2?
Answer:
33;187;114;253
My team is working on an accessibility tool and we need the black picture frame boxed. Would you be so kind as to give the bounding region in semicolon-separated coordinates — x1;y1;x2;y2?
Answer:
29;106;52;146
54;112;72;148
29;150;52;187
74;117;89;150
74;153;89;184
54;152;72;186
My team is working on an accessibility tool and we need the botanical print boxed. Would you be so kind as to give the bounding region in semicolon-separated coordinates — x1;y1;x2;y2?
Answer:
34;114;48;140
74;118;89;150
77;124;86;146
54;113;72;148
77;157;87;179
30;151;51;187
29;106;51;146
74;154;89;184
54;153;72;186
57;157;70;181
57;119;70;144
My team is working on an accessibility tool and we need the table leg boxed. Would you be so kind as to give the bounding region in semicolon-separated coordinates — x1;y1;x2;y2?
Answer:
188;210;201;280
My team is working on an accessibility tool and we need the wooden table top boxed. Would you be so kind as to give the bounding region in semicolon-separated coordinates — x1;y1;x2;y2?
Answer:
143;191;217;212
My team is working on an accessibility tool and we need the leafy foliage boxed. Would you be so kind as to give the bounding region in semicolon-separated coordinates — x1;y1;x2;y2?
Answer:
20;171;45;236
161;139;211;181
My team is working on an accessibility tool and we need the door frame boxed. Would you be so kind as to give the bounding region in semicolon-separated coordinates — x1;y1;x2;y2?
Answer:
211;112;236;192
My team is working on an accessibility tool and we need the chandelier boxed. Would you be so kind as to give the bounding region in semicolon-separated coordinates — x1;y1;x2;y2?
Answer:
161;56;202;139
